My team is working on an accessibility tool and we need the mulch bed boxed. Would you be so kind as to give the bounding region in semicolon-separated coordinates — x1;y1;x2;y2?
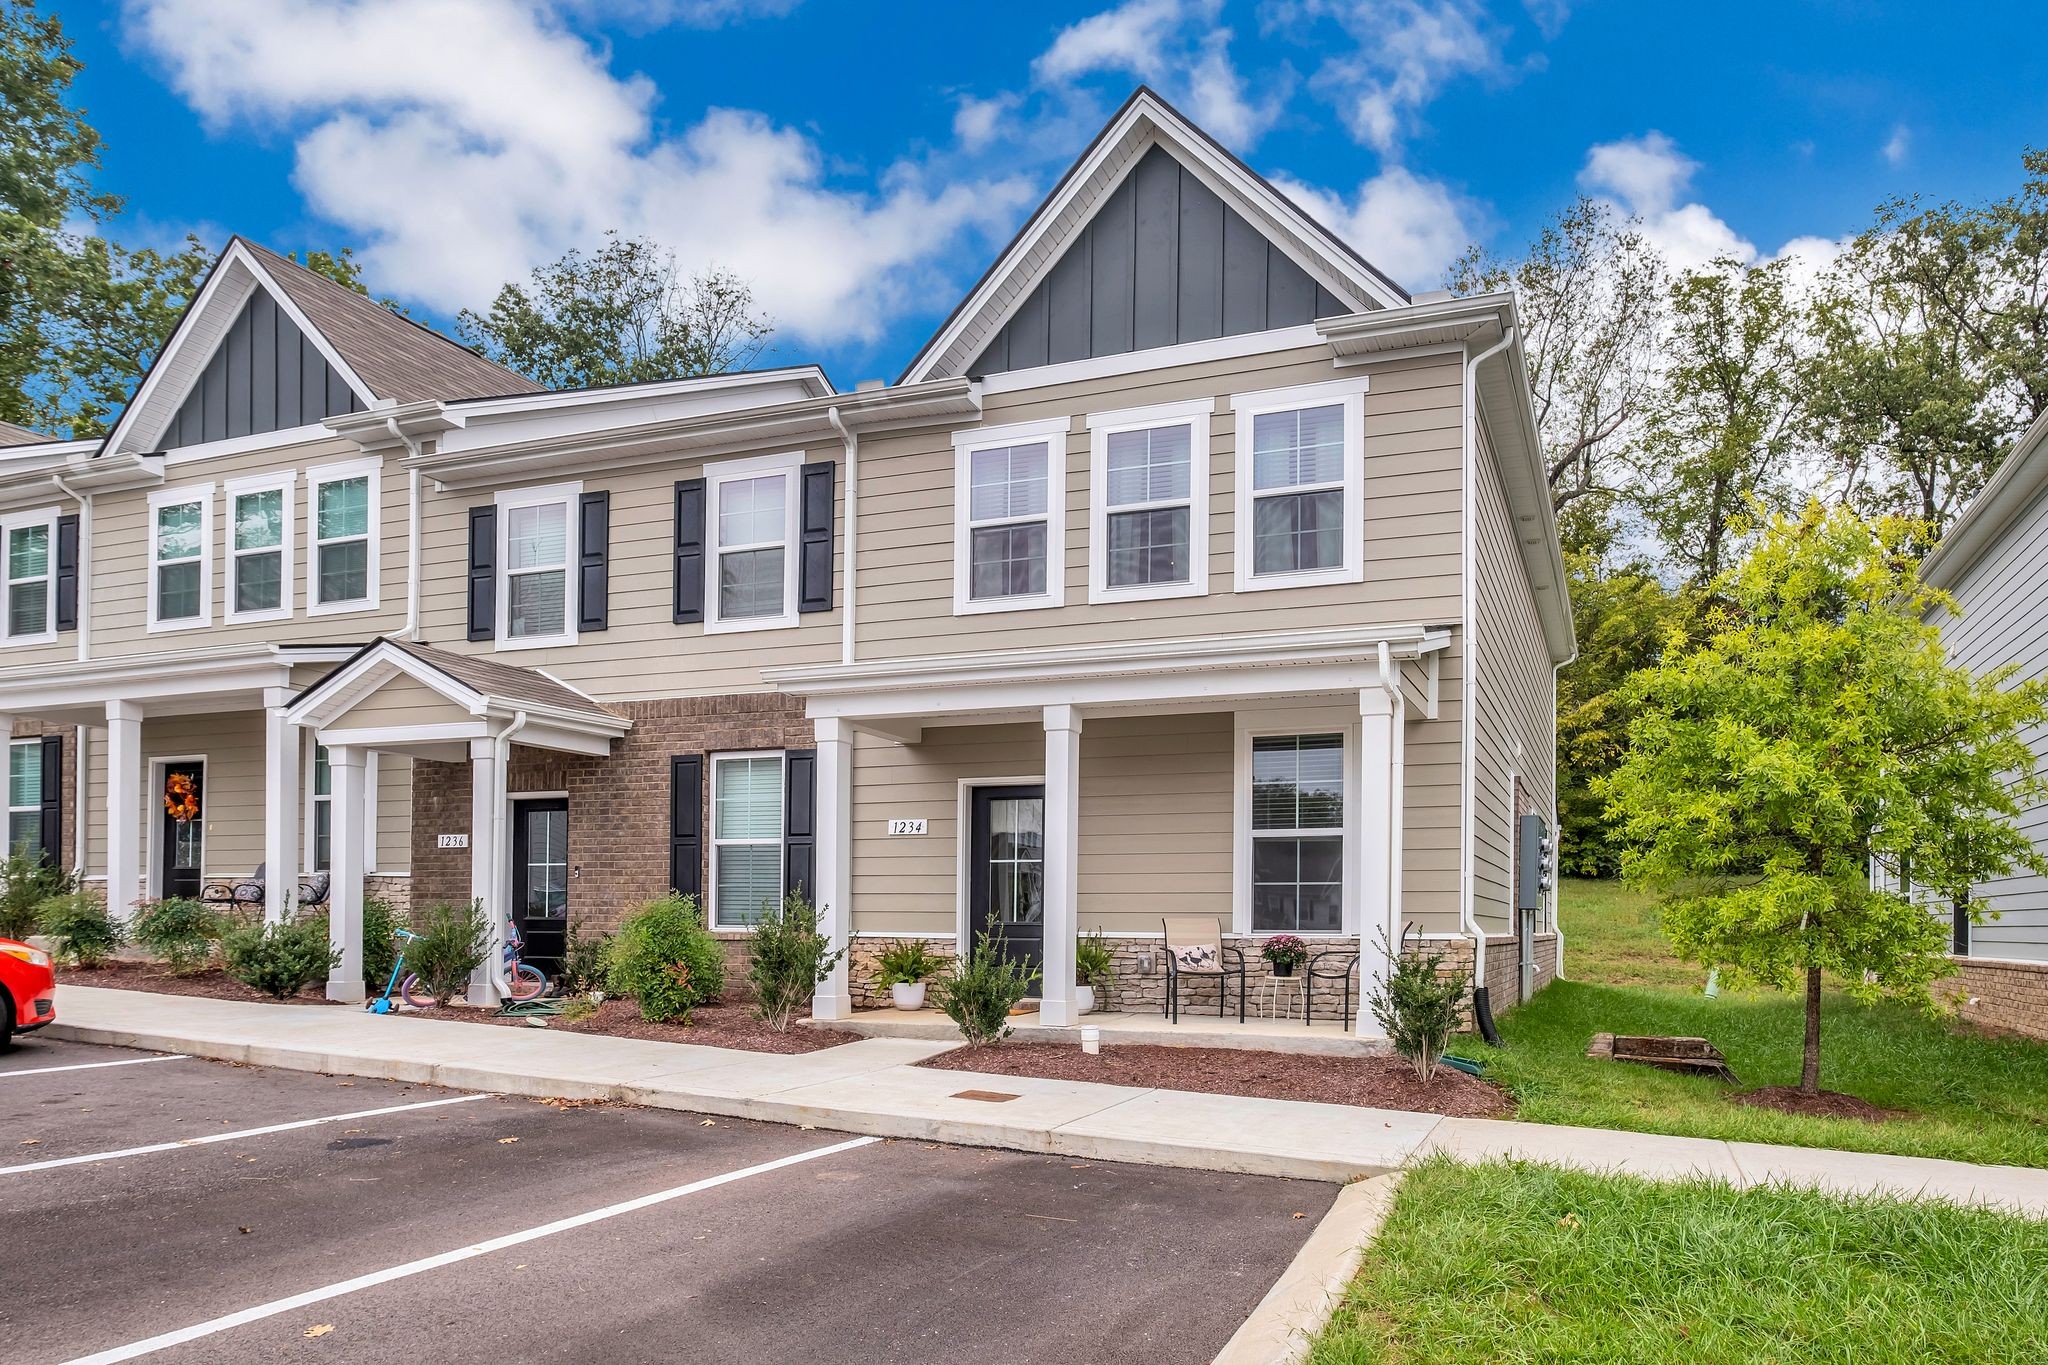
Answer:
403;997;859;1055
919;1042;1512;1118
1731;1086;1910;1123
60;962;341;1006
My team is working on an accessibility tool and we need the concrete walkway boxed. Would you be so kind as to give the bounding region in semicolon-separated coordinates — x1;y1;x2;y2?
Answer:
45;984;2048;1217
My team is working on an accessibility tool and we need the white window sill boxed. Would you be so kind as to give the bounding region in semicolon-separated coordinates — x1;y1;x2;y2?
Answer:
953;592;1064;617
146;616;212;634
307;597;380;618
495;631;576;652
224;607;291;627
1088;578;1205;606
1;630;57;647
1235;564;1364;594
705;612;798;635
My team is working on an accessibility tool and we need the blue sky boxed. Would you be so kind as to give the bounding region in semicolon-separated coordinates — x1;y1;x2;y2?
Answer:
59;0;2048;388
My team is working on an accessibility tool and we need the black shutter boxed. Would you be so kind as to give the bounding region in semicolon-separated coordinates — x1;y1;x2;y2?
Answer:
672;478;706;624
783;748;817;903
798;460;834;614
577;490;609;632
54;514;79;632
466;506;496;642
669;754;703;897
37;735;62;868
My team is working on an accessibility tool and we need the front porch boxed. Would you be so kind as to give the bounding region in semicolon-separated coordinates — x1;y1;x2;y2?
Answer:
825;1007;1390;1056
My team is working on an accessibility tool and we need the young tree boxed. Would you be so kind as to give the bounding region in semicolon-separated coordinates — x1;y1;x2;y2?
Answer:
457;232;771;389
1601;504;2048;1095
1448;197;1665;530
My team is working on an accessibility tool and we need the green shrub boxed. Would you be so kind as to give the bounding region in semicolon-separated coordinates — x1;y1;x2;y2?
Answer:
746;891;845;1031
556;918;613;996
607;892;724;1023
1367;925;1470;1082
405;901;489;1005
874;938;943;989
931;930;1039;1045
1075;930;1114;990
0;850;75;940
221;915;338;999
132;897;219;973
36;892;123;967
361;897;403;993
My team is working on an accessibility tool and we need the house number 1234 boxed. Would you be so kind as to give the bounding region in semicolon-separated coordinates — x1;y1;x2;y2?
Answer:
886;819;928;836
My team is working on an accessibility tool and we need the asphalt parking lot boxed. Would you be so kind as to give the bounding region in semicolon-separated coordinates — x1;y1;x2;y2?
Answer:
2;1034;1335;1364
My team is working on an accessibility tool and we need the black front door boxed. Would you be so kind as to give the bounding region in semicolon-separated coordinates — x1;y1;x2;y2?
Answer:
968;785;1045;985
511;798;569;975
160;763;203;901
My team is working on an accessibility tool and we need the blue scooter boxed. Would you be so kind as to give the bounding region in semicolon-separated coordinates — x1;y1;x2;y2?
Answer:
366;927;422;1014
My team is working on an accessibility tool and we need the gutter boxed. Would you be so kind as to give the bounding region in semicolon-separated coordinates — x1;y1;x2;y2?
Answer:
1462;325;1516;1030
826;405;858;666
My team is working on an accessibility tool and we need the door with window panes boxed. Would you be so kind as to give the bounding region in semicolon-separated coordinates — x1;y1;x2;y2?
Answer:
968;785;1047;982
512;798;569;974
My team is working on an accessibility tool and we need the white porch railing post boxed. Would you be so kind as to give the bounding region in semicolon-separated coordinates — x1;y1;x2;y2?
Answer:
104;701;144;923
466;736;503;1006
811;717;854;1021
325;744;367;1002
1356;688;1398;1040
262;689;300;925
1039;704;1082;1028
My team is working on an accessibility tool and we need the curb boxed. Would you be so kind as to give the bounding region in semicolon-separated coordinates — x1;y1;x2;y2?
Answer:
1211;1172;1403;1365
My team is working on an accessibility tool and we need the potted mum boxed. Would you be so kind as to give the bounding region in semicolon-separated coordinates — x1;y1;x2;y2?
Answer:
1260;933;1309;978
874;939;943;1010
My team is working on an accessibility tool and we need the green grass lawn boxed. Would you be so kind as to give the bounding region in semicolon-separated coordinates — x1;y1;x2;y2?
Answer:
1464;877;2048;1167
1308;1160;2048;1364
1554;875;1705;990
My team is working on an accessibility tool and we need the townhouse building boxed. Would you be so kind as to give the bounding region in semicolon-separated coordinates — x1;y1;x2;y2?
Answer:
0;90;1572;1037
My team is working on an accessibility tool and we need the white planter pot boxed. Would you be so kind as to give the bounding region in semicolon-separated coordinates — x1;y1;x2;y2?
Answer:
1075;984;1096;1016
890;981;927;1011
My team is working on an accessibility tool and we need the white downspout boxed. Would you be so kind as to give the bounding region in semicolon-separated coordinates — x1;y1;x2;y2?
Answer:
1377;641;1404;945
826;405;858;666
51;475;92;879
489;710;529;997
1462;325;1516;995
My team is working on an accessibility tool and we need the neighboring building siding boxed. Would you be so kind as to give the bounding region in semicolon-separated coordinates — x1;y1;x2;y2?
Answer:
1928;478;2048;963
1405;641;1464;934
1470;421;1557;937
856;345;1464;659
162;287;363;448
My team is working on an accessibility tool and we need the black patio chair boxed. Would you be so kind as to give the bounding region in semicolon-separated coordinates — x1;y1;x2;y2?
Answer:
1305;948;1359;1030
1161;914;1247;1023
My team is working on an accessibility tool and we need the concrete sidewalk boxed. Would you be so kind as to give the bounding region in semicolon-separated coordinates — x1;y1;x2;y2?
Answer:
46;984;2048;1216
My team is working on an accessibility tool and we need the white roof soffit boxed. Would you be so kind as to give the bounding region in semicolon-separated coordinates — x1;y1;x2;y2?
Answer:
404;376;981;489
898;87;1408;387
1921;408;2048;593
102;239;377;457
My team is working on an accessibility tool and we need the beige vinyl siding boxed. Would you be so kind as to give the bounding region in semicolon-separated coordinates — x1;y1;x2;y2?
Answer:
84;724;105;879
1079;713;1233;934
1470;424;1556;934
1403;640;1465;935
1;493;84;669
90;436;409;657
855;345;1463;659
141;710;266;884
330;675;474;731
374;752;411;875
412;444;843;701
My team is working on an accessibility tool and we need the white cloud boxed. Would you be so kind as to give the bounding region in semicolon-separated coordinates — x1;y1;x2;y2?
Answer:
1276;166;1480;291
1030;0;1285;148
1033;0;1208;84
952;93;1017;153
1299;0;1504;154
1578;131;1753;272
123;0;1031;346
1882;124;1910;166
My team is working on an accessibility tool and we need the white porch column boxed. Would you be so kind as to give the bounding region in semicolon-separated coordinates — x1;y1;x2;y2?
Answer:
1356;688;1400;1039
811;717;854;1020
1039;705;1081;1027
466;735;504;1006
325;744;367;1002
262;689;300;924
104;701;143;922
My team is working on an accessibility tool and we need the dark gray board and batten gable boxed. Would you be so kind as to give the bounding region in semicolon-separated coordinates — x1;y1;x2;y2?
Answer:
969;144;1349;378
162;287;364;449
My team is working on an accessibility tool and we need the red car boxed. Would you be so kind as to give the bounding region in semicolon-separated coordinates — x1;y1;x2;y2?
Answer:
0;938;57;1050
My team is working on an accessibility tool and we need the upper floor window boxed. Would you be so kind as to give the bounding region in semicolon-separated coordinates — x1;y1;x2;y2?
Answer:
2;509;57;643
707;453;799;633
1230;379;1367;593
225;473;293;624
148;485;213;631
711;750;783;928
307;459;379;615
496;481;580;649
953;417;1069;615
1087;399;1211;604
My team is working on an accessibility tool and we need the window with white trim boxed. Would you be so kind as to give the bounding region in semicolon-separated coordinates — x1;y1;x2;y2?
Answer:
307;461;379;614
1087;400;1210;602
1231;380;1366;592
309;743;333;873
226;474;293;622
710;751;783;928
7;739;42;856
495;482;579;647
954;418;1068;614
149;486;212;629
2;509;57;642
1249;734;1345;933
707;454;799;631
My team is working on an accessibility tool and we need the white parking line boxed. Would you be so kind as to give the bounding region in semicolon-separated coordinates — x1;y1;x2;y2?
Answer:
0;1054;189;1079
64;1133;880;1364
1;1092;493;1175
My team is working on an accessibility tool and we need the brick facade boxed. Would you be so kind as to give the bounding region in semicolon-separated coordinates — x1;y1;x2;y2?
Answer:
1944;956;2048;1041
1427;931;1559;1027
408;694;812;935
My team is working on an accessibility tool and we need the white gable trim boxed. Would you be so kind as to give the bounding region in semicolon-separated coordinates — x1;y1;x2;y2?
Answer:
105;239;379;457
899;90;1408;386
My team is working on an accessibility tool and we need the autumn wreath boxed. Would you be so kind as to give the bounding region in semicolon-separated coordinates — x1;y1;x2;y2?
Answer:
163;772;200;823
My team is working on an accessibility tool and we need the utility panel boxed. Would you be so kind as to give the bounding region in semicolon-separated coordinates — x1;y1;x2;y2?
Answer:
1517;813;1552;912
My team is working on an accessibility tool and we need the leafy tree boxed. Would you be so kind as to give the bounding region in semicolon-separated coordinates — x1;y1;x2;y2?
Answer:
457;231;771;389
1449;197;1665;528
1633;258;1805;587
1601;504;2048;1095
